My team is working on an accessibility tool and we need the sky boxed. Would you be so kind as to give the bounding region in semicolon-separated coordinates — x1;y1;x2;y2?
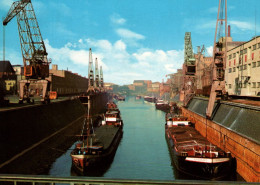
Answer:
0;0;259;85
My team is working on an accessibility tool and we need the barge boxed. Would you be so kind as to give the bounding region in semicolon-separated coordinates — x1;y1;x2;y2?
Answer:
144;96;157;103
165;111;234;180
155;99;170;112
71;102;123;173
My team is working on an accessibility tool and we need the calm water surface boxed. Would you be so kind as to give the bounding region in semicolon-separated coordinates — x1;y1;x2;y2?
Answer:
49;96;175;180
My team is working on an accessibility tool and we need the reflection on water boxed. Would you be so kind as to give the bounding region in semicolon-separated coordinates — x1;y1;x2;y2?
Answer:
49;96;174;180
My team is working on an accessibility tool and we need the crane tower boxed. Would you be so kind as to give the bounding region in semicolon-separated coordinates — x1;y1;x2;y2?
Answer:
87;48;95;94
94;58;100;92
180;32;196;106
206;0;228;119
3;0;50;103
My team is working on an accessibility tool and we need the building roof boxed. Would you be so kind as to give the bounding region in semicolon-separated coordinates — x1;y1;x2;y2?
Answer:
0;61;15;73
227;35;260;52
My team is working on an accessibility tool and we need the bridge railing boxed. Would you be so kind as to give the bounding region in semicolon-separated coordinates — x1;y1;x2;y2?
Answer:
0;174;251;185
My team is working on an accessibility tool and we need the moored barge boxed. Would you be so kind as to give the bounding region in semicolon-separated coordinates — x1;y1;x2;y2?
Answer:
165;112;234;180
155;99;170;112
144;96;157;103
71;102;123;173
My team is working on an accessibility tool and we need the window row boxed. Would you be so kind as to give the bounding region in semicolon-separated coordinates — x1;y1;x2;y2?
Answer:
228;42;260;59
228;62;260;73
228;82;260;89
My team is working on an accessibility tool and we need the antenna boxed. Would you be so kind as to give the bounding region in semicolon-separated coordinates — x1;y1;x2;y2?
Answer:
255;8;257;40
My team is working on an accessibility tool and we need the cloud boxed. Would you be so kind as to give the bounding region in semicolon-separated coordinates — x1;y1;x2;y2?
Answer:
110;14;126;25
45;38;183;85
206;46;213;56
229;20;254;31
116;28;145;40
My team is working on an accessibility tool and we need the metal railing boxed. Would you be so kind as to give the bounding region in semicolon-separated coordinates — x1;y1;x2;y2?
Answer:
0;174;252;185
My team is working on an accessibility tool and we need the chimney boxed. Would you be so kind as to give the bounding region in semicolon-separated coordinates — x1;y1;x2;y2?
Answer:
228;25;231;37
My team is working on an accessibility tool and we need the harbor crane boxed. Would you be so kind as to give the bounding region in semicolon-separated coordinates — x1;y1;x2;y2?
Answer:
196;45;205;91
87;48;95;94
206;0;228;119
3;0;50;103
94;58;100;92
99;65;104;91
180;32;196;107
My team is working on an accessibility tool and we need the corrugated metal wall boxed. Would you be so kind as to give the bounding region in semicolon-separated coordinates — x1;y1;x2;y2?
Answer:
187;97;260;144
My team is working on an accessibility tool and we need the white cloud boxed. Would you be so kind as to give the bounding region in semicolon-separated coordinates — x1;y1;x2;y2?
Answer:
116;28;145;40
206;46;213;56
229;20;254;31
44;38;183;85
110;14;126;25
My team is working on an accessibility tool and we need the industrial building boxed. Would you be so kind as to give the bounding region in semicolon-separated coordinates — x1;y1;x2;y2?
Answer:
47;64;88;96
225;36;260;96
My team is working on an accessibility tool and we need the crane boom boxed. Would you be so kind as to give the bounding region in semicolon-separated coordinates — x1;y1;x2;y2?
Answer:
3;0;29;26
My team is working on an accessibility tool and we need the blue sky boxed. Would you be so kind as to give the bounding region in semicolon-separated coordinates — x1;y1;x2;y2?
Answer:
0;0;259;85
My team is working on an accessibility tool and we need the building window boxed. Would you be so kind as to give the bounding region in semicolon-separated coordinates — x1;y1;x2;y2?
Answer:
239;66;242;71
245;55;247;62
252;62;256;68
234;59;236;65
233;67;236;72
252;53;254;60
257;61;260;67
244;48;247;54
244;64;247;70
258;82;260;88
229;61;231;67
229;68;232;73
229;84;232;89
233;53;236;58
229;54;232;59
253;44;256;50
252;82;256;88
258;43;260;49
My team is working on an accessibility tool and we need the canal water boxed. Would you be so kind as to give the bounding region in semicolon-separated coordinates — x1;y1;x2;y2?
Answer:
49;96;175;180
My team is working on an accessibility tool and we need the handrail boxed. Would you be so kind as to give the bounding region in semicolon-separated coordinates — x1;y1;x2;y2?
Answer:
0;174;251;185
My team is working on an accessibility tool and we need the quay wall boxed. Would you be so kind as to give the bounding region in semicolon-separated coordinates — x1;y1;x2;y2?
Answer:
181;97;260;182
0;99;85;168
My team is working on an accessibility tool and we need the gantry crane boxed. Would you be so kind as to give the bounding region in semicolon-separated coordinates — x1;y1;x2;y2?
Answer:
87;48;95;94
196;45;205;91
206;0;228;119
94;58;100;92
180;32;196;107
99;65;104;91
3;0;50;103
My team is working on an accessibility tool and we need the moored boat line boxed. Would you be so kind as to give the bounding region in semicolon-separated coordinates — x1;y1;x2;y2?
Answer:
165;107;235;180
